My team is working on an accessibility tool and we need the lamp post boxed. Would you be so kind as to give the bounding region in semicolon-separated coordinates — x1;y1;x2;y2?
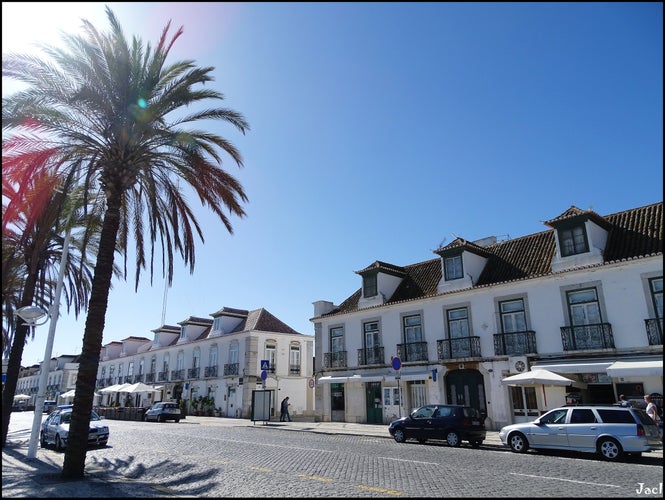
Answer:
23;226;72;459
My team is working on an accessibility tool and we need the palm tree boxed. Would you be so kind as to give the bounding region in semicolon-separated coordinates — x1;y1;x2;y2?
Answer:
2;6;249;477
1;163;105;446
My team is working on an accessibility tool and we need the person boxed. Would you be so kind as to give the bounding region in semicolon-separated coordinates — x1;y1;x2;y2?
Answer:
644;394;660;424
280;396;292;422
618;394;631;407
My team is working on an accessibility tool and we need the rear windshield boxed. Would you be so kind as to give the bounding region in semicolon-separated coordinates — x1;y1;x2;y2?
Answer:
462;407;481;419
163;403;178;409
631;408;657;426
596;409;635;424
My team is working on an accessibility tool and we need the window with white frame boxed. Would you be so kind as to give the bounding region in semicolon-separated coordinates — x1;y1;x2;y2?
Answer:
128;361;134;377
363;273;377;298
150;356;156;374
180;325;187;339
559;224;588;257
193;348;200;368
176;351;185;370
363;321;381;364
649;277;663;320
229;343;239;364
330;327;344;352
447;307;469;338
567;288;601;326
444;255;463;280
213;317;222;332
403;314;423;343
290;345;301;374
265;343;276;372
163;354;170;372
500;299;526;333
138;359;144;375
210;345;218;367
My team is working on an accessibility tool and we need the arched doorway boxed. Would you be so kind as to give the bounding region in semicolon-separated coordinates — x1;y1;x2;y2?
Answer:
445;369;486;415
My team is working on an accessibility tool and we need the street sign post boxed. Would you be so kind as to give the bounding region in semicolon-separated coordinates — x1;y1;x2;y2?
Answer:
392;356;402;417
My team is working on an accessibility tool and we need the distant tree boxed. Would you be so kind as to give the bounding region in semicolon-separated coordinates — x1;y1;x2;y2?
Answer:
2;6;249;478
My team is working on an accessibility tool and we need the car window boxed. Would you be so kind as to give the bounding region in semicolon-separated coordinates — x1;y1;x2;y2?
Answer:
539;409;568;424
631;408;658;426
596;409;636;424
412;406;435;418
570;409;596;423
462;407;480;419
61;413;72;424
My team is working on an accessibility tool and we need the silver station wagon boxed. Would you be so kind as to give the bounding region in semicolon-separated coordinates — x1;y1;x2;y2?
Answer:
499;405;662;461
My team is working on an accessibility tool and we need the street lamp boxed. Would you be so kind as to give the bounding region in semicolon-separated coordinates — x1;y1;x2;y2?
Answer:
15;305;49;328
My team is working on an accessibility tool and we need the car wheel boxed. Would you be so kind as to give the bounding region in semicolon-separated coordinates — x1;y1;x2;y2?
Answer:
157;415;163;423
597;437;622;461
417;438;427;444
55;435;63;452
40;432;47;448
470;440;483;448
175;419;180;423
508;432;529;453
445;430;461;447
393;427;406;443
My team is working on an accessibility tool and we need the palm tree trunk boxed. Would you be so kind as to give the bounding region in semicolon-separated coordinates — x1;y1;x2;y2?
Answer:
1;261;40;446
62;195;122;478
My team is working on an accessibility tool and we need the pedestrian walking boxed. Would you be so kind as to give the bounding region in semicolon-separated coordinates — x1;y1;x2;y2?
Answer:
618;394;631;407
280;396;292;422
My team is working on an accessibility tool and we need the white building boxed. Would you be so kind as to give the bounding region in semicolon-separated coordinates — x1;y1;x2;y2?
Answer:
311;202;663;430
16;354;80;405
95;307;315;419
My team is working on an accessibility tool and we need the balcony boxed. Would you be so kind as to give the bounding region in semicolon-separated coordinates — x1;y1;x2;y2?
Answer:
396;342;429;362
436;337;481;360
204;365;218;378
493;331;537;356
171;369;185;381
145;372;155;383
188;367;200;379
289;364;301;375
157;371;169;382
357;346;385;366
132;374;144;383
223;363;239;376
560;323;614;351
645;318;663;346
323;351;347;369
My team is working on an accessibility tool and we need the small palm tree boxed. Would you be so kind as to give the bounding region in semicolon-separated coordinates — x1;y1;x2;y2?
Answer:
1;163;106;446
3;6;249;478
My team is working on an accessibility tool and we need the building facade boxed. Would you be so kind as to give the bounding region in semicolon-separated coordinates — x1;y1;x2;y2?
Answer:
96;307;315;419
15;354;80;405
311;202;663;430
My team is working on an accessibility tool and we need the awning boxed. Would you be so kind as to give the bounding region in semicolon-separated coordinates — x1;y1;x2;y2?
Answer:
606;360;663;378
318;371;433;384
531;361;613;374
388;371;433;382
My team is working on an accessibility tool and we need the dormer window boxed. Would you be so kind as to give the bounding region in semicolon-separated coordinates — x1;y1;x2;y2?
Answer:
179;325;186;339
363;274;377;298
444;255;463;280
559;224;588;256
213;317;222;331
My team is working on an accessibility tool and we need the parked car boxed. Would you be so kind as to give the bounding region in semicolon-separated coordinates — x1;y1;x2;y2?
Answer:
144;401;181;422
388;404;486;447
499;405;662;461
40;409;109;451
43;401;57;413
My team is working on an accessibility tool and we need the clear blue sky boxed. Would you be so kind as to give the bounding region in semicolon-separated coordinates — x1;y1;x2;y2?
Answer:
3;2;663;367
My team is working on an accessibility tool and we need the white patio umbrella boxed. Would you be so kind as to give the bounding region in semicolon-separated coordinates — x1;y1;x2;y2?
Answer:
118;382;159;393
502;368;576;407
60;389;76;398
13;394;31;400
98;383;131;393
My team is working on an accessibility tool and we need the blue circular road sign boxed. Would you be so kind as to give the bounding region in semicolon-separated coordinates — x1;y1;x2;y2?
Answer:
260;370;268;380
391;356;402;371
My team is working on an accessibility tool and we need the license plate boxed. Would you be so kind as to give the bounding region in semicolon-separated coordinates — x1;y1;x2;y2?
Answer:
472;420;480;425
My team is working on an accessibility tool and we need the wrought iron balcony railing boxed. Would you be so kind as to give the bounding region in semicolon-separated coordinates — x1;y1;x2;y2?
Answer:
171;369;185;381
645;318;663;346
396;342;429;362
289;364;301;375
323;351;347;369
157;370;169;382
560;323;614;351
204;365;218;378
223;363;239;376
437;337;481;360
188;367;200;379
357;346;385;366
493;330;537;356
145;372;155;383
